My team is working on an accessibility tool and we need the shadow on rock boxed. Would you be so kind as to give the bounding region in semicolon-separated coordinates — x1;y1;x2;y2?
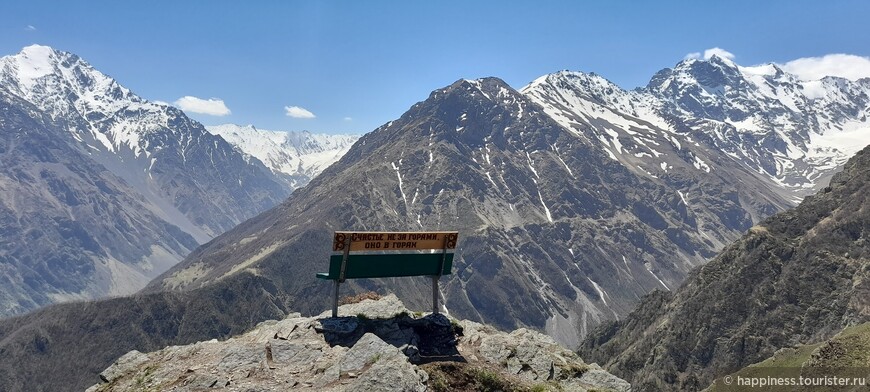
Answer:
315;313;466;364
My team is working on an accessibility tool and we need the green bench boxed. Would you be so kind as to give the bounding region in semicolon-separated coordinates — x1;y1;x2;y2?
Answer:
317;231;459;317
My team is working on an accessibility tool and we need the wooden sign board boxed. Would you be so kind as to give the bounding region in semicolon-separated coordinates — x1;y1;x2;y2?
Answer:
333;231;458;252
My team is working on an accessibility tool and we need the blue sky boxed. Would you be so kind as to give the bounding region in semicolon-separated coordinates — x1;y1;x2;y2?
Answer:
2;1;869;134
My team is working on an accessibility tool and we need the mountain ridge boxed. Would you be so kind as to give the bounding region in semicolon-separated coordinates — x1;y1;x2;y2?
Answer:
1;44;292;239
0;86;198;314
524;55;870;203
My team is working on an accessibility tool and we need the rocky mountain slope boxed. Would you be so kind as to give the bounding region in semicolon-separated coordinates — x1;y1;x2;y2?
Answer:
580;143;870;391
522;69;792;250
87;294;629;392
206;124;359;189
0;87;198;315
0;45;291;315
146;77;790;349
706;322;870;391
0;45;291;240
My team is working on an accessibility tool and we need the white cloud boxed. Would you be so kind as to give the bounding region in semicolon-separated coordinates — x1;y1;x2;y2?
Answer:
703;47;735;61
25;25;36;31
343;117;353;121
779;54;870;81
684;47;736;61
285;106;316;119
173;96;231;116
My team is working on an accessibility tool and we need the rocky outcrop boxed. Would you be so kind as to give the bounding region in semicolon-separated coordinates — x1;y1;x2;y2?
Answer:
88;295;629;392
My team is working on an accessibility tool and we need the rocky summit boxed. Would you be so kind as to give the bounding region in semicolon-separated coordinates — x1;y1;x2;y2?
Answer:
87;294;629;392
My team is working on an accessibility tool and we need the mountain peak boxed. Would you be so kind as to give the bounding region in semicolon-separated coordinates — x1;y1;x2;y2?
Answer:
205;123;359;188
707;53;736;66
11;44;83;73
427;77;524;113
452;77;512;95
4;44;63;89
646;54;744;97
526;70;623;95
19;43;57;59
1;43;135;107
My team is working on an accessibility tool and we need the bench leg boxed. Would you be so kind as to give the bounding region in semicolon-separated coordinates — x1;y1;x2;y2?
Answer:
332;280;340;318
432;276;439;314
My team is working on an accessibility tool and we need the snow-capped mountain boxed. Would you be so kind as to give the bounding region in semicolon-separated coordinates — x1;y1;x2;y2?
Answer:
0;45;291;315
523;55;870;204
0;45;290;241
206;124;359;189
0;87;199;315
147;77;791;349
149;59;870;349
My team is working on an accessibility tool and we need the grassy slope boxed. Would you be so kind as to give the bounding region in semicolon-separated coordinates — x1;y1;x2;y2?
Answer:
707;322;870;392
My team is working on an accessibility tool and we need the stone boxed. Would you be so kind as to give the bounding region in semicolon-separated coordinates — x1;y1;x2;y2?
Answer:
344;349;426;392
577;367;632;392
339;333;401;373
217;345;262;372
99;350;150;383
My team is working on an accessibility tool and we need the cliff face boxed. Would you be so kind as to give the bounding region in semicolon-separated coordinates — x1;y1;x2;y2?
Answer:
88;295;630;392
